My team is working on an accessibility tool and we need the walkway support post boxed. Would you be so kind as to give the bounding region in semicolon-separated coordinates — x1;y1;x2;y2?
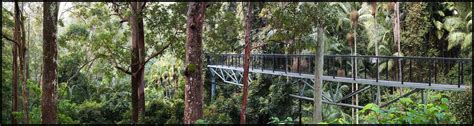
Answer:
313;27;324;124
206;55;217;102
211;69;216;102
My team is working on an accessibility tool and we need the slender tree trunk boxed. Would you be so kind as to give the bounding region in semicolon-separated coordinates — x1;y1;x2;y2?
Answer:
184;2;206;124
396;2;401;82
352;28;359;124
393;2;402;94
239;2;252;124
12;24;19;125
25;13;31;121
13;2;22;124
41;2;59;124
17;2;29;123
26;12;31;80
349;9;358;123
392;2;401;77
129;2;146;123
350;9;359;124
313;27;324;124
373;4;381;106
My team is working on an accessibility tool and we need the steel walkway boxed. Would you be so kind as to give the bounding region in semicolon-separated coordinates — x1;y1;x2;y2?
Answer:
206;54;471;109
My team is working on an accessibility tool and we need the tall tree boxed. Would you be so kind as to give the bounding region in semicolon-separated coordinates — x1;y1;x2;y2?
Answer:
239;2;252;124
12;2;20;124
15;2;29;123
392;2;402;82
11;38;19;125
129;2;146;123
110;2;153;123
184;2;206;124
313;27;325;124
42;2;59;124
393;2;400;56
350;8;359;123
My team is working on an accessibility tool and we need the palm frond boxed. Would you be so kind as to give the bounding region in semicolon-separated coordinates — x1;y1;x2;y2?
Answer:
447;32;466;50
462;32;472;49
363;16;387;52
444;17;465;32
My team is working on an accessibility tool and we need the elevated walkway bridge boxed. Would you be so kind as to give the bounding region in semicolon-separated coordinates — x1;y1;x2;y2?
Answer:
206;54;471;109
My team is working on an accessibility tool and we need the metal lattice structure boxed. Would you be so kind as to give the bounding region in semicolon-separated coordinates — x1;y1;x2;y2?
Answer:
206;54;471;109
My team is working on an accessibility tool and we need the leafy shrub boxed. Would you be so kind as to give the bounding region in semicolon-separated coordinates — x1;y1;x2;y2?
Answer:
449;87;472;124
202;94;240;124
359;97;457;124
76;100;107;123
268;117;294;124
58;99;80;124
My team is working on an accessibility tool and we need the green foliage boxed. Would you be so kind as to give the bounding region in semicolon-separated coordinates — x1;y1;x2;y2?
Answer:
2;41;14;124
240;75;301;124
268;117;294;124
142;98;184;124
359;3;390;56
146;2;188;59
204;2;242;54
142;53;185;124
267;77;297;118
448;32;466;50
246;75;272;123
359;97;457;124
1;2;472;124
401;3;432;57
186;64;197;73
194;119;207;124
58;100;80;124
320;82;352;124
29;106;41;124
202;95;239;124
428;2;472;57
449;87;472;124
75;100;107;123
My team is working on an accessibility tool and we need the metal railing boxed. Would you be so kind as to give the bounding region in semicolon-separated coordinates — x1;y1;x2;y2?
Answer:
207;54;472;88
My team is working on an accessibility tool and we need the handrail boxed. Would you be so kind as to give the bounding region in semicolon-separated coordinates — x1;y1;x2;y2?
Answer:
213;53;472;61
206;53;472;88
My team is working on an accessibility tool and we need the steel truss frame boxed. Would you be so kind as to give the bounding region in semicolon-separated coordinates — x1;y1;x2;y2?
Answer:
209;66;427;109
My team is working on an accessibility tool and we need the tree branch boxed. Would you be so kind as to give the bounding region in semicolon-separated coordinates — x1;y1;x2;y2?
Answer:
109;56;131;75
66;57;97;84
59;3;85;19
111;2;129;23
2;7;13;16
115;65;132;75
131;30;179;77
144;42;172;65
103;45;132;75
131;42;172;77
2;33;20;47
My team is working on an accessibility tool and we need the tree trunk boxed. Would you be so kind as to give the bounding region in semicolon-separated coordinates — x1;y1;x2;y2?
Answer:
129;2;146;123
184;2;206;124
313;27;324;124
393;2;402;94
41;2;59;124
350;9;359;124
352;28;359;124
392;2;401;76
396;2;401;82
12;13;19;124
374;3;381;106
17;2;29;123
239;2;252;124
